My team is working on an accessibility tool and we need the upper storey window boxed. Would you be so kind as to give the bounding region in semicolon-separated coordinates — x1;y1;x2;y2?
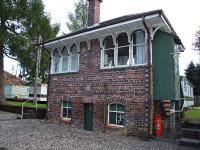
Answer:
53;49;60;73
70;44;79;72
101;30;147;69
132;30;146;64
51;44;79;74
117;33;129;66
103;36;114;67
62;47;69;72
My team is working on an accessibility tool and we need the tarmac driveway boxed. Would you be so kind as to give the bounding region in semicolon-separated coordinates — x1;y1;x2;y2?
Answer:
0;111;199;150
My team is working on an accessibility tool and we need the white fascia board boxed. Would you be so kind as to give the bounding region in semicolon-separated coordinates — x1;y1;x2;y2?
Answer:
44;14;160;48
160;14;172;33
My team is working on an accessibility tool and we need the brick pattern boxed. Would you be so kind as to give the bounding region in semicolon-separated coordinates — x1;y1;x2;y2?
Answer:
88;0;101;26
47;39;151;136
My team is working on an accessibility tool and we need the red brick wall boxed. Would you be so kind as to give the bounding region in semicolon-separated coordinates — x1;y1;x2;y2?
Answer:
47;39;151;136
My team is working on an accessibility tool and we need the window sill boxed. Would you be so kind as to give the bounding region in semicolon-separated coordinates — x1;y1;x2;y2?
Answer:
61;118;72;121
107;124;125;129
60;118;72;125
50;71;79;76
101;64;148;71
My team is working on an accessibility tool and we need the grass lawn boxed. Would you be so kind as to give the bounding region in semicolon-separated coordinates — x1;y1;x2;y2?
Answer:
184;107;200;122
4;100;47;109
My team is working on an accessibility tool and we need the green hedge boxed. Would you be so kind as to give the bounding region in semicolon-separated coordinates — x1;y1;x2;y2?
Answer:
4;101;47;109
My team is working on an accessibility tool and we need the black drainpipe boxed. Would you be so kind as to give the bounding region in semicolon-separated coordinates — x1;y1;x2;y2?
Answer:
142;17;153;137
103;81;107;133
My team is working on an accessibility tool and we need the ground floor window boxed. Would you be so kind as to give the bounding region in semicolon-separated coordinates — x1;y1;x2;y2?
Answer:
62;101;72;119
108;103;125;126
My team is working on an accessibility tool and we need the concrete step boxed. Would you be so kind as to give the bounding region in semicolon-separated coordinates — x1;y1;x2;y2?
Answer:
23;112;35;119
182;128;200;132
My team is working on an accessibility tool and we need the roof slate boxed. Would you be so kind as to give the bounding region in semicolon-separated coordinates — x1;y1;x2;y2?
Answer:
43;9;183;48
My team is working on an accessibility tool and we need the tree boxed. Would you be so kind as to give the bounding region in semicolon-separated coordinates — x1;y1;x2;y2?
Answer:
66;0;88;32
193;28;200;62
18;0;60;84
0;0;60;103
185;62;200;96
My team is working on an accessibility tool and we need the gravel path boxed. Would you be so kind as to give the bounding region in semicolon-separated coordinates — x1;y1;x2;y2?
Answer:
0;111;198;150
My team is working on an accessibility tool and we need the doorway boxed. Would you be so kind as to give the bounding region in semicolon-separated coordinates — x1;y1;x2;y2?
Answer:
84;103;93;131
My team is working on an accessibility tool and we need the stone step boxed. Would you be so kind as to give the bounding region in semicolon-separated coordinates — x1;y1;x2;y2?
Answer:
179;138;200;145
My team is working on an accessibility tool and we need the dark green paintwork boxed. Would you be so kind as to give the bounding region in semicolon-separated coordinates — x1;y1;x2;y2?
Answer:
84;104;93;131
152;30;180;101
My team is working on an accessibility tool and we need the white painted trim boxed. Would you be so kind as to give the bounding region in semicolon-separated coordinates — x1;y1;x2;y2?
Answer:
160;15;171;32
101;29;147;69
86;40;91;51
152;26;162;39
61;101;72;120
44;14;160;47
107;103;125;127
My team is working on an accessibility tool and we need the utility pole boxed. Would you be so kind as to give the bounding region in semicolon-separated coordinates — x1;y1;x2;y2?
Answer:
33;35;42;109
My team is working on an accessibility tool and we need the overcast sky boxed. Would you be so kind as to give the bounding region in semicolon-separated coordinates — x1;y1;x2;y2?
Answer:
4;0;200;75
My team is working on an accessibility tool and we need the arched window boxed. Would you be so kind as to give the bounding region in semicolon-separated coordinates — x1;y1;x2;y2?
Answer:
117;33;129;66
53;49;60;73
108;103;125;126
103;36;114;67
61;46;68;72
132;30;146;64
70;44;79;71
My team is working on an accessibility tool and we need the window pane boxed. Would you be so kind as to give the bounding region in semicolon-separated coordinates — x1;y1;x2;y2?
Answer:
67;101;72;108
117;113;124;125
117;104;124;112
68;108;72;118
118;47;129;66
136;31;145;44
109;112;116;124
110;104;116;111
104;49;114;67
71;54;79;71
117;33;129;46
62;56;68;72
104;36;114;49
135;45;146;64
62;47;68;72
71;45;78;54
53;49;59;73
132;31;146;65
63;108;68;118
133;45;136;64
54;58;59;72
63;101;68;107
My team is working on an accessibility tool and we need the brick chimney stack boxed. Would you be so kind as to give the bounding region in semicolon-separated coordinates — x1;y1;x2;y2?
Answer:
87;0;102;26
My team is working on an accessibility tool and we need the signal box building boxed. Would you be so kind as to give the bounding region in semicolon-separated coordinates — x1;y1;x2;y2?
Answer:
44;0;184;137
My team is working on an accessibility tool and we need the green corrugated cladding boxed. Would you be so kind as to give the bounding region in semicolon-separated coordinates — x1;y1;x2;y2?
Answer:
152;30;180;101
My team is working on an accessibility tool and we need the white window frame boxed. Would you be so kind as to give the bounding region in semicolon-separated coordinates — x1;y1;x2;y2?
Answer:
70;44;79;72
103;36;115;68
61;101;72;120
101;30;147;69
132;30;147;65
117;33;130;67
53;49;60;73
61;47;69;73
108;103;125;127
51;44;79;74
